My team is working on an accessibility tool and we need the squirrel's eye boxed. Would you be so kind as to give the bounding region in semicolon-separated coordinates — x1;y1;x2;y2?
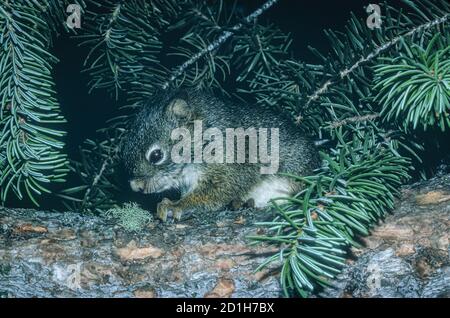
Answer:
148;149;163;164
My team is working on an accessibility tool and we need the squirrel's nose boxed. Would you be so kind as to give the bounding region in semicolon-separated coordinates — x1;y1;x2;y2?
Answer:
130;179;146;192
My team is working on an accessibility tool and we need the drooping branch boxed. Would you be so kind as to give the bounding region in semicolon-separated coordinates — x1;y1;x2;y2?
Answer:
301;13;450;116
327;113;380;129
81;145;119;209
162;0;281;89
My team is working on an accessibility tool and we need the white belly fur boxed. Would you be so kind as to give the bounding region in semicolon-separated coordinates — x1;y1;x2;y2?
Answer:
245;177;294;208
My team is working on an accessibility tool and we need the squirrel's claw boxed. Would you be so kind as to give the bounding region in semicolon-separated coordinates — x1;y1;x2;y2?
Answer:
157;198;183;222
157;198;171;222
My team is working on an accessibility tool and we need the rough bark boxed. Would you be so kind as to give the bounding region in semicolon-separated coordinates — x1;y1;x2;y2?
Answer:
321;173;450;298
0;207;280;298
0;174;449;298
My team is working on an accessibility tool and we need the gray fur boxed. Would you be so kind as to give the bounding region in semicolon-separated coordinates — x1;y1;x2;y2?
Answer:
121;88;320;221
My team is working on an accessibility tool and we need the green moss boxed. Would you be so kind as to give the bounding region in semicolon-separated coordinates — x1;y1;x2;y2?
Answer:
106;202;153;232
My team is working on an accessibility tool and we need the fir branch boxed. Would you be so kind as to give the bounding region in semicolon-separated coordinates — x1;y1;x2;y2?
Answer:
374;31;450;131
338;14;449;79
59;124;126;213
327;113;380;129
252;131;411;297
81;145;119;208
301;11;450;118
80;0;170;99
0;0;69;205
162;0;280;89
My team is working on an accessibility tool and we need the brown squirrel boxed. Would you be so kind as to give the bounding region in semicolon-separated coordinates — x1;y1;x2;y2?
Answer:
121;89;320;221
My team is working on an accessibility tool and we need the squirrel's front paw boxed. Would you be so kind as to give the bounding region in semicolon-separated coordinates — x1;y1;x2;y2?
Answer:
157;198;183;222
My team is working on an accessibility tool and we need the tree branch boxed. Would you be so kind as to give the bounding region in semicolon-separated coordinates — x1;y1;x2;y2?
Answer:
301;13;450;115
162;0;281;89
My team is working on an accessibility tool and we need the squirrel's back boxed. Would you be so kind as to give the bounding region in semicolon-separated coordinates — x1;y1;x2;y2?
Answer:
181;89;321;176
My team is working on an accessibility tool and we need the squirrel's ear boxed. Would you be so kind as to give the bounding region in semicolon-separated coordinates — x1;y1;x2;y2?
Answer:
166;98;190;119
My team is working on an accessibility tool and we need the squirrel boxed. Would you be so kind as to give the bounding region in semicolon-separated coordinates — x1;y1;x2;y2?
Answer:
120;89;320;222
